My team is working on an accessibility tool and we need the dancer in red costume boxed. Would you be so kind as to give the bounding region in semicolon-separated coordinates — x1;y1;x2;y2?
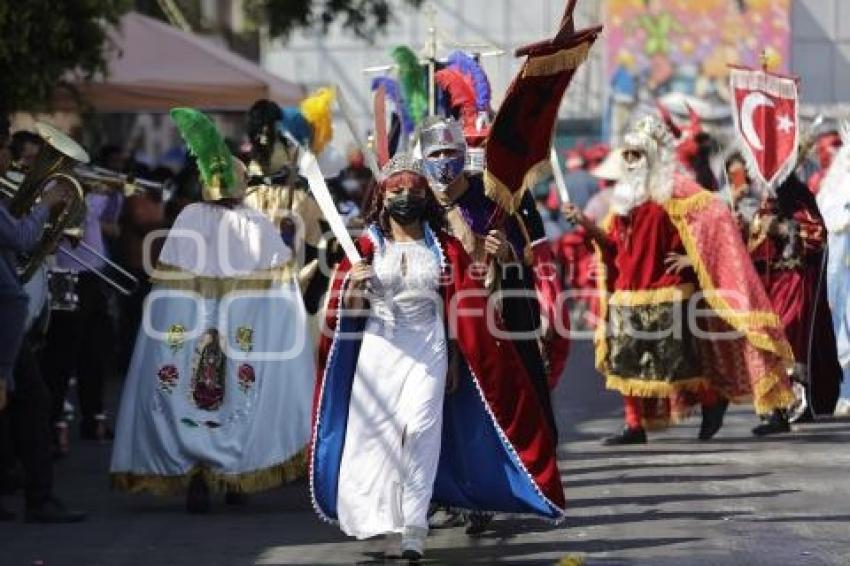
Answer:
564;116;795;444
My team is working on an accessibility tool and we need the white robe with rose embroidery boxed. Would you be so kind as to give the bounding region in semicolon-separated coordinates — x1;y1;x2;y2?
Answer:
110;202;315;491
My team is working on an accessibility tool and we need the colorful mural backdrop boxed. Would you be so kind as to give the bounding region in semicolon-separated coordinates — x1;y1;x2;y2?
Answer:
604;0;791;139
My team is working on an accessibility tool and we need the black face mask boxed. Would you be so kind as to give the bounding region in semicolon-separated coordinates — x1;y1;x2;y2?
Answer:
386;194;426;225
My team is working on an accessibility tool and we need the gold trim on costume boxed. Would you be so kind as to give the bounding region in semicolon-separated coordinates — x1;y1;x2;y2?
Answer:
662;196;794;362
593;201;795;415
522;42;591;78
608;284;695;307
150;262;296;299
484;159;551;214
110;447;308;496
662;192;795;415
604;374;710;399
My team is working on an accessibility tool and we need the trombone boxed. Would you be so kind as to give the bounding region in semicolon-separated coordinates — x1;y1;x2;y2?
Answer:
1;123;139;296
74;164;165;196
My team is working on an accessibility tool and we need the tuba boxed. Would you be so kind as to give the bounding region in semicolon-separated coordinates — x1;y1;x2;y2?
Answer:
8;123;91;281
1;123;138;295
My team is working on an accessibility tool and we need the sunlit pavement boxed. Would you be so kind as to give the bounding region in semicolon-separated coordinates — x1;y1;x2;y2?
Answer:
2;340;849;565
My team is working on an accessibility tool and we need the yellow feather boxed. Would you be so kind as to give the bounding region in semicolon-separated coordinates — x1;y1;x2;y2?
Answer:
300;87;335;154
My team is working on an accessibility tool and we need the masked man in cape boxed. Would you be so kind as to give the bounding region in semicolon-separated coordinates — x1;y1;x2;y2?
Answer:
816;123;850;414
564;116;795;444
310;154;566;543
111;109;315;513
432;48;571;397
418;116;561;444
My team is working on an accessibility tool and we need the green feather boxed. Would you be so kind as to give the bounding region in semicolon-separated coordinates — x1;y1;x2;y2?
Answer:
391;45;428;125
169;107;235;193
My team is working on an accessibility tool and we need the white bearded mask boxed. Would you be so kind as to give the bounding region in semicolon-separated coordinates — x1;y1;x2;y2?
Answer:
610;152;651;216
610;117;676;216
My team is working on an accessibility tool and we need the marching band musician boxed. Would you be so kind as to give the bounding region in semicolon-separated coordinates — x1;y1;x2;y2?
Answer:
0;122;87;523
42;161;118;453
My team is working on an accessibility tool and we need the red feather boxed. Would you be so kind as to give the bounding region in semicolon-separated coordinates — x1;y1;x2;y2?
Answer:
435;68;477;124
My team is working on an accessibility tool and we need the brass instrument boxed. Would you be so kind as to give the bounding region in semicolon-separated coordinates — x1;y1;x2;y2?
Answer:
9;123;90;281
4;122;138;295
8;123;90;216
74;164;164;196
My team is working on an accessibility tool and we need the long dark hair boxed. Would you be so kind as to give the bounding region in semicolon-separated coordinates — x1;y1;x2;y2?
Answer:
365;176;447;236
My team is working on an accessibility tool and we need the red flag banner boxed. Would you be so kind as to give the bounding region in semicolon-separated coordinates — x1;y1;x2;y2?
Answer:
729;66;799;191
484;21;601;214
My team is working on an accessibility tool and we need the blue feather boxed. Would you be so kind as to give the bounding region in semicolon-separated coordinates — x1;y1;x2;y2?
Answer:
447;51;491;112
278;106;313;147
371;76;414;136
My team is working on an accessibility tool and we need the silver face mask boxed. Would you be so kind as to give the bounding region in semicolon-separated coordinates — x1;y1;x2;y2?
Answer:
423;154;465;191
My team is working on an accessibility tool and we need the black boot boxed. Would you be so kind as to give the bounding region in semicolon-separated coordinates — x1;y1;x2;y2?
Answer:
752;410;791;436
602;427;647;446
25;497;87;523
186;474;210;514
698;399;729;440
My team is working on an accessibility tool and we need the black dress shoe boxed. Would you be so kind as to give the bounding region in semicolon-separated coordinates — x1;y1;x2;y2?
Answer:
602;427;647;446
186;474;210;514
698;400;730;440
25;497;87;523
752;410;791;436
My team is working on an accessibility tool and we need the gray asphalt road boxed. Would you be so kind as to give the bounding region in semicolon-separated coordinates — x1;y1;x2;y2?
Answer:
2;341;849;565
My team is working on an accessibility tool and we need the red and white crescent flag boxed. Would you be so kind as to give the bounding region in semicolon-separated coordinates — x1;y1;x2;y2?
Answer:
729;66;799;190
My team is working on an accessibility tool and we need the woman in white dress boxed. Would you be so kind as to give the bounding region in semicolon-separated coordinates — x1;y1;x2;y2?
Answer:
312;153;567;562
336;153;455;559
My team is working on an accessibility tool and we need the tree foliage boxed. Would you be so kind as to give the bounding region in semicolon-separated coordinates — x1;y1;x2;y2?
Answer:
244;0;423;42
0;0;130;115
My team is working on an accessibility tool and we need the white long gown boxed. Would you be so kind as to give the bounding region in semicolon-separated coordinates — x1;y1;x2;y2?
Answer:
337;237;447;539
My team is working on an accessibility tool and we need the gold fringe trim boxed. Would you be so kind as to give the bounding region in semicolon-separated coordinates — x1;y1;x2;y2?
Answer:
110;447;308;496
150;262;296;299
609;284;696;307
522;42;591;78
604;374;711;398
663;195;795;362
663;190;715;217
484;159;551;214
593;215;614;374
751;368;797;414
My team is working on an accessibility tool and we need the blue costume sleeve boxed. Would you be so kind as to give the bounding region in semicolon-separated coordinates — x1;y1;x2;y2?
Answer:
0;204;49;253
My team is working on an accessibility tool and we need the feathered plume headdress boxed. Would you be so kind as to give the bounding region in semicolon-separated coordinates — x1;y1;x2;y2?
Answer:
436;50;493;146
371;76;414;137
391;45;428;126
170;107;237;200
278;86;336;155
300;87;335;154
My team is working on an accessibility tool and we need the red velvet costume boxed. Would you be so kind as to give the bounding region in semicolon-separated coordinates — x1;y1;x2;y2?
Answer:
594;175;795;426
746;176;842;415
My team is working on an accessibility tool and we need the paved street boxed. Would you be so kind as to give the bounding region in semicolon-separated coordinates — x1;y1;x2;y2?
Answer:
2;340;849;565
